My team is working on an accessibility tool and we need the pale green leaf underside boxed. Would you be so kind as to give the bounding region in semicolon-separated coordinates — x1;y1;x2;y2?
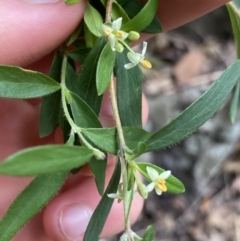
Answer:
84;2;103;37
0;145;93;176
0;172;68;241
0;65;60;99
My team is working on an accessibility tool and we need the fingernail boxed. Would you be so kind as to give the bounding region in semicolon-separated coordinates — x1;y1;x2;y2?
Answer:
22;0;61;4
60;204;93;240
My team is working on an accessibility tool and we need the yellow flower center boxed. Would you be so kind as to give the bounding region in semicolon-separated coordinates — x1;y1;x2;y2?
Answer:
116;31;123;38
156;178;167;192
140;59;152;69
104;29;111;36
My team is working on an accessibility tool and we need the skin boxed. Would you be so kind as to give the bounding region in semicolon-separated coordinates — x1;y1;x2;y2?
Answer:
0;0;229;240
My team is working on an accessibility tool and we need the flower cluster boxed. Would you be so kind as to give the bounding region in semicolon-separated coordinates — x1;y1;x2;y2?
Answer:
102;18;152;69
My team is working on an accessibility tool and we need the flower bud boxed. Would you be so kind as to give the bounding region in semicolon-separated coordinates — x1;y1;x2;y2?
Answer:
137;182;148;199
128;31;140;41
64;88;72;104
115;42;124;53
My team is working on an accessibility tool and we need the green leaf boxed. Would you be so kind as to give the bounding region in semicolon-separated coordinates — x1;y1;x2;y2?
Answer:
39;52;62;137
0;172;67;241
0;145;94;176
82;127;151;154
122;0;159;32
230;80;240;123
96;42;116;95
112;1;130;24
227;3;240;59
66;24;82;46
0;66;61;99
65;0;82;4
74;37;106;114
116;49;143;127
136;163;185;194
67;48;91;64
84;2;103;37
89;157;107;195
143;225;155;241
70;92;102;128
146;60;240;152
83;160;121;241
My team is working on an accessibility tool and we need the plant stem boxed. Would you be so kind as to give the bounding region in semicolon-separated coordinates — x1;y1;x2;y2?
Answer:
61;54;105;159
105;0;133;235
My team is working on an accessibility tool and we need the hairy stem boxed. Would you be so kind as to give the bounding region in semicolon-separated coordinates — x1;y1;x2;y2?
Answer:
61;54;105;159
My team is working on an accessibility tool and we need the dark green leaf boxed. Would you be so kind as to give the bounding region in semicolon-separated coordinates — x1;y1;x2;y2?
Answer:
83;160;121;241
74;37;106;114
227;3;240;59
116;49;143;127
70;91;102;128
89;156;107;195
0;145;93;176
112;1;130;24
84;2;103;37
82;127;151;154
143;226;155;241
65;61;77;92
136;163;185;194
230;80;240;123
122;0;159;33
96;42;116;95
67;48;91;64
0;66;61;99
39;52;62;137
0;172;67;241
146;60;240;152
116;0;129;5
66;24;82;46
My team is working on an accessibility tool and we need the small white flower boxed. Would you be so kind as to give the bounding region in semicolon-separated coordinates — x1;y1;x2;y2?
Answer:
107;183;123;202
145;167;171;195
124;42;152;69
102;18;128;51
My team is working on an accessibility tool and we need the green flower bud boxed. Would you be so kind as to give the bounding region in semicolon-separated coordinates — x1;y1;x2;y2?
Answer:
115;42;124;53
137;182;148;199
64;88;72;104
128;31;140;41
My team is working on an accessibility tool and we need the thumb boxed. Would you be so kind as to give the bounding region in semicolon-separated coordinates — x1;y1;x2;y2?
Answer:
0;0;86;66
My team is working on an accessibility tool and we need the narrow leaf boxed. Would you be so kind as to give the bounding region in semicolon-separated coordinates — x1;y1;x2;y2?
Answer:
67;48;91;64
0;172;68;241
83;160;121;241
112;1;130;24
84;2;103;37
82;127;151;154
96;42;116;95
122;0;162;33
143;226;155;241
122;0;159;32
0;66;60;99
89;157;107;195
136;163;185;194
0;145;93;176
74;37;106;114
227;3;240;59
39;52;62;137
146;60;240;152
230;80;240;123
116;49;143;127
70;92;102;128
